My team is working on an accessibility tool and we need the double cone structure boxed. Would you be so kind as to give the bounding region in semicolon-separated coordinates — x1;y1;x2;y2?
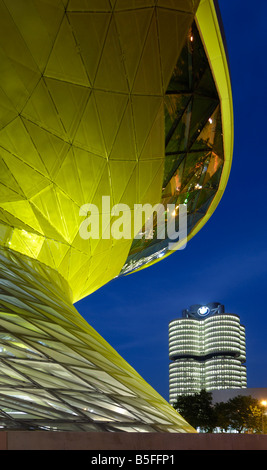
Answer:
0;0;233;431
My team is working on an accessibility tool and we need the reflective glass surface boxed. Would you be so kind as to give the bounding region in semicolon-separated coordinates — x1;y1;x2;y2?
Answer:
120;22;224;275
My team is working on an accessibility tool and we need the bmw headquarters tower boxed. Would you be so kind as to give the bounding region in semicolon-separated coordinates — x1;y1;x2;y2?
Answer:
0;0;233;432
169;303;247;404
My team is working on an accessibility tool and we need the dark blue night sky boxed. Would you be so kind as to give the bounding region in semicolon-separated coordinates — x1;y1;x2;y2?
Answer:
76;0;267;401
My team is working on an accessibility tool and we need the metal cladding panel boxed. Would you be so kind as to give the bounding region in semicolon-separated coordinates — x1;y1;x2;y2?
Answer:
0;0;201;302
0;247;195;432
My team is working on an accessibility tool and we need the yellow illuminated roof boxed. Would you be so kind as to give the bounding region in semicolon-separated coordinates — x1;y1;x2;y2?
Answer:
0;0;233;303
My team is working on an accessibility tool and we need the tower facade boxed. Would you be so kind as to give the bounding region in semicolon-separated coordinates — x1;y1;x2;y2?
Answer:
169;303;247;404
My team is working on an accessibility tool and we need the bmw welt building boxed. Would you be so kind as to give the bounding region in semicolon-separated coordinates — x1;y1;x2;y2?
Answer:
0;0;233;433
169;303;247;404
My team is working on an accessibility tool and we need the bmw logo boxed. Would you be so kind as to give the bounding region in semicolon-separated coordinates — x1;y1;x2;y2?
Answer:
197;306;210;316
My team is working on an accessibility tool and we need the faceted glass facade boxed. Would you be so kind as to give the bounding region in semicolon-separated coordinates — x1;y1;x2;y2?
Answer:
0;0;233;431
0;0;207;304
169;307;247;404
0;247;194;431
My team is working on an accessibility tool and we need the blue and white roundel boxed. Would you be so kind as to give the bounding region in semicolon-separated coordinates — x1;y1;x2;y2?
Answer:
197;306;210;316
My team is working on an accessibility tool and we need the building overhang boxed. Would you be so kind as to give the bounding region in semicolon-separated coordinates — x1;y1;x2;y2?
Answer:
131;0;234;271
192;0;234;237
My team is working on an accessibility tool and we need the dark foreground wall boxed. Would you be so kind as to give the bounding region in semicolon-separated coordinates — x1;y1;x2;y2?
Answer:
0;432;267;450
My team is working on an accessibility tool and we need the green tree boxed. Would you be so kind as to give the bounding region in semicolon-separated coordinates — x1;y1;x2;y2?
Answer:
213;400;231;432
223;395;263;433
174;391;266;433
173;389;216;432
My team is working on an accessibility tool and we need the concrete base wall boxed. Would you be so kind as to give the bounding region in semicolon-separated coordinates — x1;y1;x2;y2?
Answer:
0;431;267;450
